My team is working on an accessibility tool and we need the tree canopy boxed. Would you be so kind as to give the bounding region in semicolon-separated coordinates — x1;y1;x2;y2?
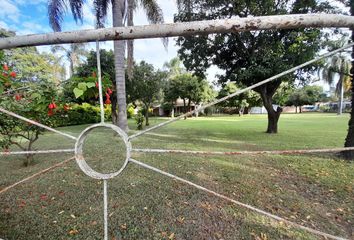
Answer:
175;0;335;133
127;61;167;125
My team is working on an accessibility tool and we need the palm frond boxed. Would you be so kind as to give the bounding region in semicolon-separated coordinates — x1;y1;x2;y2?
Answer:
48;0;67;32
51;45;66;53
93;0;110;28
139;0;168;48
68;0;85;25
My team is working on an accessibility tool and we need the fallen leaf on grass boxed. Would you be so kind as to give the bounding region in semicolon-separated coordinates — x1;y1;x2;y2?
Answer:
70;214;76;219
169;233;175;239
177;216;185;224
40;194;47;200
18;200;26;208
120;224;127;230
69;229;79;235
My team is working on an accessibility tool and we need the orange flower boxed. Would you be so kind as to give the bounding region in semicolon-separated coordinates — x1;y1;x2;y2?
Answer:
9;71;16;78
3;64;8;71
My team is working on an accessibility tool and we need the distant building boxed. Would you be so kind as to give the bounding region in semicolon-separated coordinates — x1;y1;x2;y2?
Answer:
152;98;197;117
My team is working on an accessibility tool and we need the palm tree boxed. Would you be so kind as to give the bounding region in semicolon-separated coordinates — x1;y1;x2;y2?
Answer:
51;43;87;77
163;57;185;77
321;39;351;115
48;0;165;131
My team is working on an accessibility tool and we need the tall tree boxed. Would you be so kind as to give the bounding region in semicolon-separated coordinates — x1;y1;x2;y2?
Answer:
51;43;87;77
128;61;166;126
321;38;351;115
175;0;333;133
48;0;165;131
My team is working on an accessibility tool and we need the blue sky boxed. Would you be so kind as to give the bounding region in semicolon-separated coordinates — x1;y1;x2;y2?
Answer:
0;0;222;81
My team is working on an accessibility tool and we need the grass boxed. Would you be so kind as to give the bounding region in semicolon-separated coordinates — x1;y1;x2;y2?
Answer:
0;113;353;239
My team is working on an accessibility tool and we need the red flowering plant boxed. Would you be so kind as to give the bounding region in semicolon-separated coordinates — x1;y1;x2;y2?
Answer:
71;72;113;105
0;65;58;166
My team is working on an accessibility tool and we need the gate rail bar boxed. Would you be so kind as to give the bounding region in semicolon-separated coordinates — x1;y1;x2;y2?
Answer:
0;14;354;49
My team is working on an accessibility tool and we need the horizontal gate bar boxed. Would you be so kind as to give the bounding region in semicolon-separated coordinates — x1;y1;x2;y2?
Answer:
131;146;354;155
0;14;354;49
0;149;75;156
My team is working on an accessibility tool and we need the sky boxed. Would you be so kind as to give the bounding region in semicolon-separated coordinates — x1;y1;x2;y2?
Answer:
0;0;222;82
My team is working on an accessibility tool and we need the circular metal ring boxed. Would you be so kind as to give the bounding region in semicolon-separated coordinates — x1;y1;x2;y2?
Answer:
75;123;131;180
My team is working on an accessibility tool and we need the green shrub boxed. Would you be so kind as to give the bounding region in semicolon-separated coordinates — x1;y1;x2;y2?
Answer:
53;103;111;127
135;111;144;130
127;104;135;119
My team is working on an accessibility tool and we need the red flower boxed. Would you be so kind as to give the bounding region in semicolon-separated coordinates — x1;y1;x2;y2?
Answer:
95;82;99;88
9;71;16;78
3;64;8;71
107;87;113;95
105;93;110;99
2;72;8;77
15;94;22;101
48;102;57;109
47;109;54;116
105;98;111;104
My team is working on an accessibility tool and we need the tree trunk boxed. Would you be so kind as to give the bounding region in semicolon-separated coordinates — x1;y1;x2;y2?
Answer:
183;99;187;120
299;106;302;113
145;104;150;126
111;89;118;125
338;80;344;115
126;0;134;80
342;4;354;160
259;89;282;134
112;0;128;132
239;107;244;116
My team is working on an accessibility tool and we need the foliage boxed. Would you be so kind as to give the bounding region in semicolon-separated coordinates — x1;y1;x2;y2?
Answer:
127;61;167;126
164;73;214;114
5;47;65;84
127;104;135;119
134;111;144;130
217;82;260;115
51;103;112;127
0;66;58;166
51;43;87;77
175;0;335;133
62;49;118;122
285;85;324;113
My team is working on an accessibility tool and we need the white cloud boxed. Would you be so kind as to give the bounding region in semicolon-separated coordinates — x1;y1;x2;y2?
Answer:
14;0;46;5
22;22;50;33
0;0;20;22
0;21;8;29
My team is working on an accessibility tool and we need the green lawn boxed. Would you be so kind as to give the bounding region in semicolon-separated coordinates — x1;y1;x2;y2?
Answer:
0;113;353;239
